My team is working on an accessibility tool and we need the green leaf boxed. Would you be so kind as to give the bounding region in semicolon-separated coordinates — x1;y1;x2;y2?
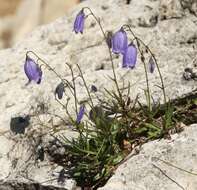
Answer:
112;154;124;165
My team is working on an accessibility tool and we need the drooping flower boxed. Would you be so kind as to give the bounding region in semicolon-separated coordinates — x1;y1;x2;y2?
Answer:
90;85;97;92
24;56;42;84
55;82;65;99
73;9;85;34
111;28;128;54
148;56;155;73
122;44;137;69
76;105;85;124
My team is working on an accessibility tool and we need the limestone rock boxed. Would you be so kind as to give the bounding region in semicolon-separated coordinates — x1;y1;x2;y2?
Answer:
159;0;184;20
99;124;197;190
181;0;197;16
0;180;68;190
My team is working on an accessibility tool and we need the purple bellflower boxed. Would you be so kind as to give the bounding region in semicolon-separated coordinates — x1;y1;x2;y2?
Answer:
24;56;42;84
76;105;85;124
148;56;155;73
73;9;85;34
122;44;137;69
111;28;128;54
55;82;65;99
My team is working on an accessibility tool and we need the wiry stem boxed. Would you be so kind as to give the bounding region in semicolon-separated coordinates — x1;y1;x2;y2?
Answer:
65;63;78;116
26;51;75;98
121;26;151;111
137;38;167;104
122;25;167;105
27;51;66;84
55;97;75;124
76;63;94;108
83;7;124;107
137;41;152;111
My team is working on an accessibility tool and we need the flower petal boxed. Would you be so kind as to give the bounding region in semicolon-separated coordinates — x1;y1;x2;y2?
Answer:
122;44;137;69
111;28;128;54
24;56;42;84
73;10;85;34
76;105;85;124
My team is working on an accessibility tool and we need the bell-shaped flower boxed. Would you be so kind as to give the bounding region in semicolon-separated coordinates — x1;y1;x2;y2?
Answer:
111;28;128;54
55;82;65;99
122;44;137;69
73;9;85;34
148;56;155;73
24;56;42;84
76;105;85;124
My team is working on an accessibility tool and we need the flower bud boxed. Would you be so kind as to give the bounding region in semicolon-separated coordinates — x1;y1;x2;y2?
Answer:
76;105;85;124
106;31;113;49
148;56;155;73
90;85;98;92
55;82;65;99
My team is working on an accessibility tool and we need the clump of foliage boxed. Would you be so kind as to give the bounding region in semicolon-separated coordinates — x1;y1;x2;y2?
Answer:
23;7;197;189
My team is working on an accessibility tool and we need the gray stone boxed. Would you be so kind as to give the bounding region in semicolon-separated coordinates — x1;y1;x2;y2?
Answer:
0;180;68;190
99;124;197;190
159;0;184;20
181;0;197;16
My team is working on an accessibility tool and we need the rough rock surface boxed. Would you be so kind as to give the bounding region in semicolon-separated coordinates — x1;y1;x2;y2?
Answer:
0;0;196;189
0;180;67;190
99;124;197;190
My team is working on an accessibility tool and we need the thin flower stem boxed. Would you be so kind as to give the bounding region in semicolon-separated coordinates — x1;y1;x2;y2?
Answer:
122;25;167;105
27;51;64;83
133;35;168;130
137;38;167;104
65;62;78;115
122;25;169;131
121;26;151;111
76;63;94;108
83;7;124;107
26;51;76;99
55;97;75;123
137;42;151;111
